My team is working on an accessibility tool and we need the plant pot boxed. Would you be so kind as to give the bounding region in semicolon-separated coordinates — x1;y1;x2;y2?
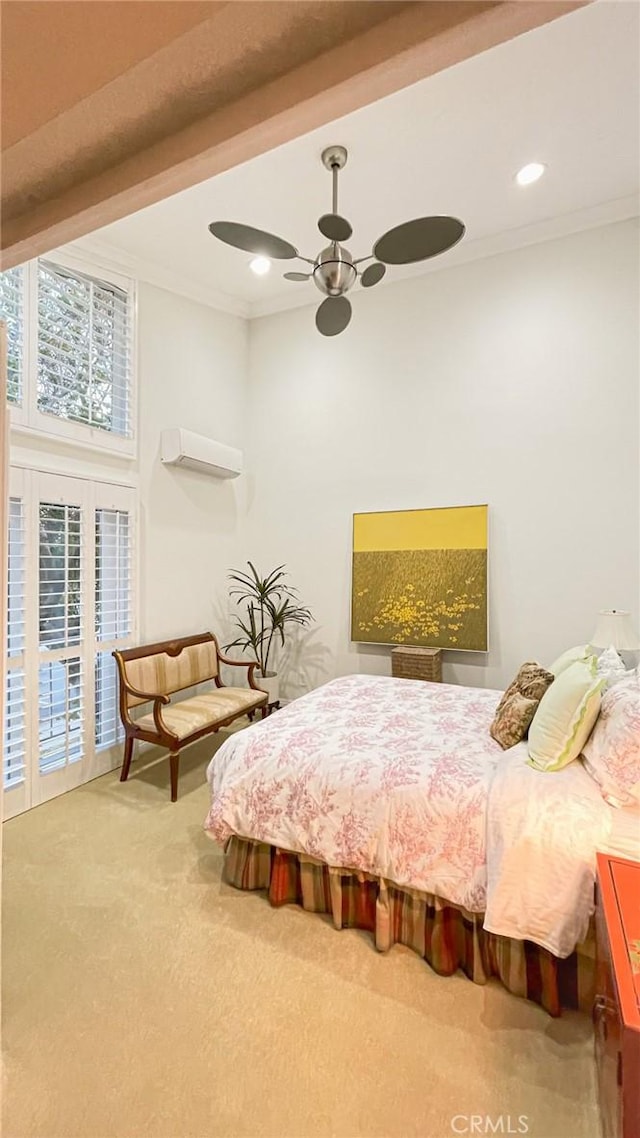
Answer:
256;671;280;704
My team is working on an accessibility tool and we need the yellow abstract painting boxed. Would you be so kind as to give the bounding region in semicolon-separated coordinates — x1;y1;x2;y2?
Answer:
351;505;488;651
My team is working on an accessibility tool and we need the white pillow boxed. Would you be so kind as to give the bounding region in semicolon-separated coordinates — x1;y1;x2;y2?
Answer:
528;657;604;772
582;670;640;806
596;646;628;689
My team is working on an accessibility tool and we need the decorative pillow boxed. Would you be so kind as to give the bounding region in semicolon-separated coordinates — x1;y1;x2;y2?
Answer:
582;670;640;806
595;646;628;689
490;661;555;749
528;657;604;772
549;644;592;677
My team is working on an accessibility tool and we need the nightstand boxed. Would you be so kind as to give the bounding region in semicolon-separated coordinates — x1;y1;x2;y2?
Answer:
594;853;640;1138
391;646;442;683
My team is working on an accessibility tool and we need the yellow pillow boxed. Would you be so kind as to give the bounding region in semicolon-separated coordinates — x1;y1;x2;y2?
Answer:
528;657;604;772
549;644;593;677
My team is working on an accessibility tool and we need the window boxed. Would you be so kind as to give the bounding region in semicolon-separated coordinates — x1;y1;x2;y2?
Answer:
2;252;136;818
1;255;134;452
0;265;24;405
38;260;131;437
3;470;136;818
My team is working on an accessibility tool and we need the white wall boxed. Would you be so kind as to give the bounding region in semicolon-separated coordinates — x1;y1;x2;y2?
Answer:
242;220;640;692
136;282;248;642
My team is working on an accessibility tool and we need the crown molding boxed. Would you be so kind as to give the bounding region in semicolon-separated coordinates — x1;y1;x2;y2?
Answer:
62;195;639;324
248;195;640;319
62;235;251;319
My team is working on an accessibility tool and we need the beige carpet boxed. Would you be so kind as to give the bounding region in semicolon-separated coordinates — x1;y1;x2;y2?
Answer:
2;731;598;1138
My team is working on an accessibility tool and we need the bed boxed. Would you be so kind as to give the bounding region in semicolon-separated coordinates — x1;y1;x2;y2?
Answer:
204;674;636;1015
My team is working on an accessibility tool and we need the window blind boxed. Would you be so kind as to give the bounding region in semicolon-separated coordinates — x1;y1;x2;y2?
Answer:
95;651;123;749
95;508;132;642
38;658;84;773
8;497;25;658
95;507;131;749
39;503;83;650
0;266;24;405
4;497;26;788
38;501;84;772
4;671;26;787
37;260;131;437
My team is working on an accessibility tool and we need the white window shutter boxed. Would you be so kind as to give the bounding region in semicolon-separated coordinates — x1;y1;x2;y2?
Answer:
95;507;132;749
38;499;85;773
4;497;27;789
39;502;83;651
37;259;132;437
38;658;84;773
0;266;25;406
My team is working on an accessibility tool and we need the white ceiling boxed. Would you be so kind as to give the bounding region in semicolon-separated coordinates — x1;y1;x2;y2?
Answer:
80;1;640;318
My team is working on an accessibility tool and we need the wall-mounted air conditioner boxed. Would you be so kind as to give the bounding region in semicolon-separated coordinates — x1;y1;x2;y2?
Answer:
161;428;242;479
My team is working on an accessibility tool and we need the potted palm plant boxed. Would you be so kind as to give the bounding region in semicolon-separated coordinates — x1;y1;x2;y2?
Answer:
226;562;313;704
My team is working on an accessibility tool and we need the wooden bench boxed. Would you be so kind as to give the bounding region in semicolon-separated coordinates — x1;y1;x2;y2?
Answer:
113;632;267;801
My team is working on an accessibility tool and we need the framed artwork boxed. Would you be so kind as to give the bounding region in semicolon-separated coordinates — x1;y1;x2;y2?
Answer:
351;504;488;652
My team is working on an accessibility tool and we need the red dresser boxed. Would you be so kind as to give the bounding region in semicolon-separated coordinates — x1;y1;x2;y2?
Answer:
595;853;640;1138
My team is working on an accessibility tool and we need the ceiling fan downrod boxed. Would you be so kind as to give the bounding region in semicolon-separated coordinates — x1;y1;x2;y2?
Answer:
318;145;352;243
322;144;347;208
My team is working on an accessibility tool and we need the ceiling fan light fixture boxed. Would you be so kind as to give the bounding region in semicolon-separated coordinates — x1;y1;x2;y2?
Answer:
313;244;357;296
515;162;546;187
207;144;466;335
250;255;271;275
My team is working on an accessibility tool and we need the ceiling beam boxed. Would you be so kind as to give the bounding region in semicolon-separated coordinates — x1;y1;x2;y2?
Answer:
1;0;587;269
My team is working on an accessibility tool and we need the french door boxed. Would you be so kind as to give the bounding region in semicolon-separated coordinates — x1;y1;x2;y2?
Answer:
4;467;136;819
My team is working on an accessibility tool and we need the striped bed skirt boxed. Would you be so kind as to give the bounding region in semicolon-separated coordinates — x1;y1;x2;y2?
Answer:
223;835;595;1017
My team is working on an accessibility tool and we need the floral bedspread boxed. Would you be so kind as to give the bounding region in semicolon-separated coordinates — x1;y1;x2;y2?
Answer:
205;674;504;911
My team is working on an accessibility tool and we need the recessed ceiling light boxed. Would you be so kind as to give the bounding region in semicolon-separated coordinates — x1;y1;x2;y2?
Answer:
515;162;546;187
250;256;271;276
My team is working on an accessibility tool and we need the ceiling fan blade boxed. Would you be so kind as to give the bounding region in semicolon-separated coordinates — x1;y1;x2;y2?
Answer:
208;221;298;260
315;296;352;337
361;262;386;288
284;272;311;282
374;216;465;265
318;213;353;242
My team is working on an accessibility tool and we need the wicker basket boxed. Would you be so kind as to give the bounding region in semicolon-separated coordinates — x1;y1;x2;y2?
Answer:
391;646;442;683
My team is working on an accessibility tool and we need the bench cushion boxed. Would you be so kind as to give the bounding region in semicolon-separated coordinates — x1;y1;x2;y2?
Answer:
136;687;266;739
125;639;219;708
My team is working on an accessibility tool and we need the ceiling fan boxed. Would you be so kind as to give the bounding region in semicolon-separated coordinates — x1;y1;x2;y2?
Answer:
208;145;465;337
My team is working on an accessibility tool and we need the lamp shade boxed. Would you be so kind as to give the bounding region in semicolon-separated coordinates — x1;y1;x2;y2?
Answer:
590;610;640;651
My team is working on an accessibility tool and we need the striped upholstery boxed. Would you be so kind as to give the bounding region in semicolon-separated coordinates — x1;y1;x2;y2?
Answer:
115;633;265;801
137;688;265;738
125;640;219;707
